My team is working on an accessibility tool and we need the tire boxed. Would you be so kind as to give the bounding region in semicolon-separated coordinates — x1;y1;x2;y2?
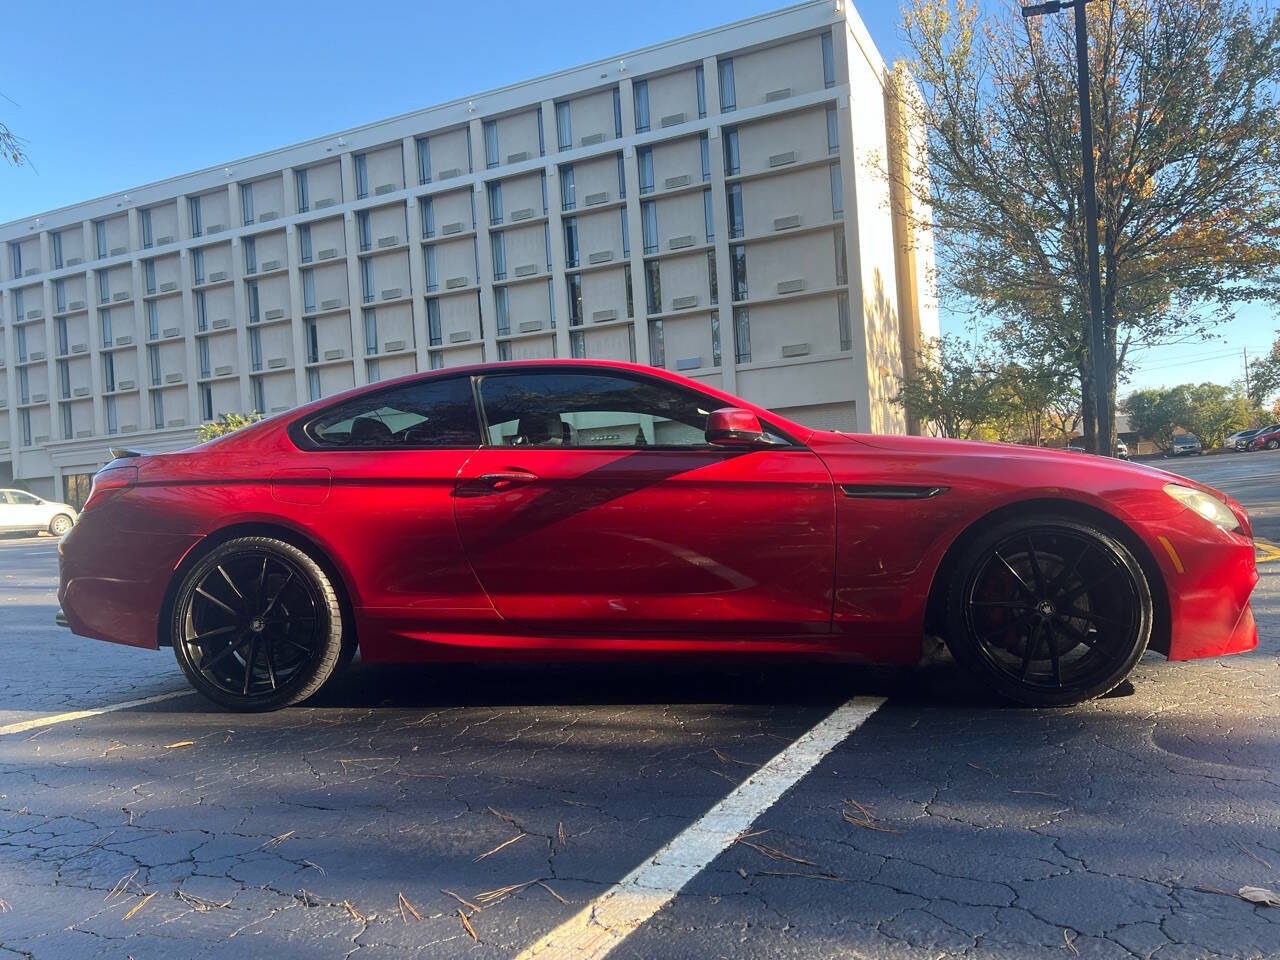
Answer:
943;514;1153;707
48;514;73;537
1267;440;1278;451
169;536;345;711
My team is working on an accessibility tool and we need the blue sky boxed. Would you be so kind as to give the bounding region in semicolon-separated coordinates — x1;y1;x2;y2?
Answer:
0;0;1272;394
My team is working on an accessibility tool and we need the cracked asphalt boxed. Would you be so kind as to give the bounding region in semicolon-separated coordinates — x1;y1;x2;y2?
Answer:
0;453;1277;959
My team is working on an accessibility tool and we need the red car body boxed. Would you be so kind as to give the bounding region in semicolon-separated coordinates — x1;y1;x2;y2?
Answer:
1249;427;1280;451
58;360;1258;669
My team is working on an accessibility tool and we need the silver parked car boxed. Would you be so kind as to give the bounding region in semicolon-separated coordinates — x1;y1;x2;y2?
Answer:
0;489;78;536
1167;433;1203;457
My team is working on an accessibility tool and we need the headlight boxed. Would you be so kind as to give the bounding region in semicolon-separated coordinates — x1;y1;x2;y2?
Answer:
1163;483;1240;532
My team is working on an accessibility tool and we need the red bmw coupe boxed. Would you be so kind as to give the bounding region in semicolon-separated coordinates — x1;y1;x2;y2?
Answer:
57;360;1258;711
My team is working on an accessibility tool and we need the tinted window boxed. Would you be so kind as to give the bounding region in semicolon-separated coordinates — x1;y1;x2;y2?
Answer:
10;491;39;504
305;376;481;448
478;371;719;448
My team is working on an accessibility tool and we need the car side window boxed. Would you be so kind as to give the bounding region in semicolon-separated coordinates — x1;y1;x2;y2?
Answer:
478;370;762;448
0;492;12;505
10;491;39;505
303;376;482;449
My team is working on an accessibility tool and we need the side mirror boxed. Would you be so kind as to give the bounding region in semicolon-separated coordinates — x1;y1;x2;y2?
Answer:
706;407;768;447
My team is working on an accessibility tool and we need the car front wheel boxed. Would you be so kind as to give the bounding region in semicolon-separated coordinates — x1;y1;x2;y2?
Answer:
48;514;73;537
169;536;345;711
944;515;1153;706
1268;440;1279;451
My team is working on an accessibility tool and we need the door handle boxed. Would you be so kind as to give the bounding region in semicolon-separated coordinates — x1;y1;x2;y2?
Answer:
475;470;538;489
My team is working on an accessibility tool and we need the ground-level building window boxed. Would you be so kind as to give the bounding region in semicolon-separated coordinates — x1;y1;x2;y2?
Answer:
63;473;93;511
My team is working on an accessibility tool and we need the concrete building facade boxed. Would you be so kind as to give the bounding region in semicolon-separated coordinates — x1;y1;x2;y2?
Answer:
0;0;935;505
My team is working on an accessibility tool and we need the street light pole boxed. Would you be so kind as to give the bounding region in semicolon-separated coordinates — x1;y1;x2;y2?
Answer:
1021;0;1111;457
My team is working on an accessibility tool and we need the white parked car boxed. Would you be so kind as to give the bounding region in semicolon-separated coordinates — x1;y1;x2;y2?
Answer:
0;489;77;536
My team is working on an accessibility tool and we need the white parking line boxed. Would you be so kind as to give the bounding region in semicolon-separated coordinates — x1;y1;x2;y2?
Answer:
0;689;195;737
513;695;886;960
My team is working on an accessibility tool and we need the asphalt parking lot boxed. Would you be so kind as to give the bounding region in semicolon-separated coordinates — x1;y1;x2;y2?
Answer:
0;453;1277;959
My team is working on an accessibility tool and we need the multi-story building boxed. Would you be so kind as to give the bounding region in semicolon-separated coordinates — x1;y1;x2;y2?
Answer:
0;0;935;506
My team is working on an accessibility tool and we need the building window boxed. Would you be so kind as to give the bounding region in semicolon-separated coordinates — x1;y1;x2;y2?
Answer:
733;307;751;363
822;31;836;88
633;80;649;133
723;127;740;176
708;249;719;305
140;209;153;250
420;197;435;238
718;59;736;112
308;368;321;401
144;258;156;294
834;227;848;285
58;359;71;398
466;125;474;173
13;289;23;326
425;246;438;291
247;279;260;323
621;207;631;258
61;403;73;440
354;153;368;199
367;357;381;382
298;223;312;263
17;365;28;402
544;222;553;270
361;258;375;304
305;318;319;364
487;181;503;225
570;330;585;358
611;86;624;139
189;197;203;237
641;201;658;255
703;189;715;243
830;162;844;219
711;309;721;367
429;351;444;370
252;376;265;413
623;262;634;318
100;308;113;347
356;210;371;252
560;165;576;210
152;390;164;430
700;133;711;182
827;105;840;154
637;146;654;194
192;247;205;285
837;292;852;351
555;100;571;151
105;396;118;436
8;241;20;279
20;409;32;447
96;220;108;258
645;261;662;314
726;184;744;239
55;278;67;314
148;345;161;385
696;65;707;118
567;273;583;325
52;230;65;267
302;269;316;313
484;119;499;169
56;316;68;356
296;169;310;212
535;106;546;157
427;298;442;345
147;300;159;340
563;217;580;268
649;319;665;367
491;231;507;280
103;352;116;392
363;308;378;355
201;384;213;421
243;237;257;274
616;153;627;199
250;325;263;370
730;244;747;302
241;182;254;225
495;286;510;335
492;340;509;362
198;337;211;379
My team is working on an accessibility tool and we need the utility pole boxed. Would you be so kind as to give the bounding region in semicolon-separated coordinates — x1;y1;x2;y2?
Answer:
1244;347;1251;401
1021;0;1110;456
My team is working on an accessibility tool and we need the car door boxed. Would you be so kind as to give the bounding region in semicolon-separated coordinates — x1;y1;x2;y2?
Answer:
453;367;836;635
0;492;14;531
7;491;46;531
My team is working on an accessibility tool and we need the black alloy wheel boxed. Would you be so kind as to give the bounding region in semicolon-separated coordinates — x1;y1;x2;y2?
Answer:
171;537;345;711
945;516;1152;706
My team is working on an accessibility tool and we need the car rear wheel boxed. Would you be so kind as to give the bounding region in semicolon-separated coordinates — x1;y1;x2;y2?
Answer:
1267;440;1279;450
48;514;73;537
170;536;345;712
944;515;1152;706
